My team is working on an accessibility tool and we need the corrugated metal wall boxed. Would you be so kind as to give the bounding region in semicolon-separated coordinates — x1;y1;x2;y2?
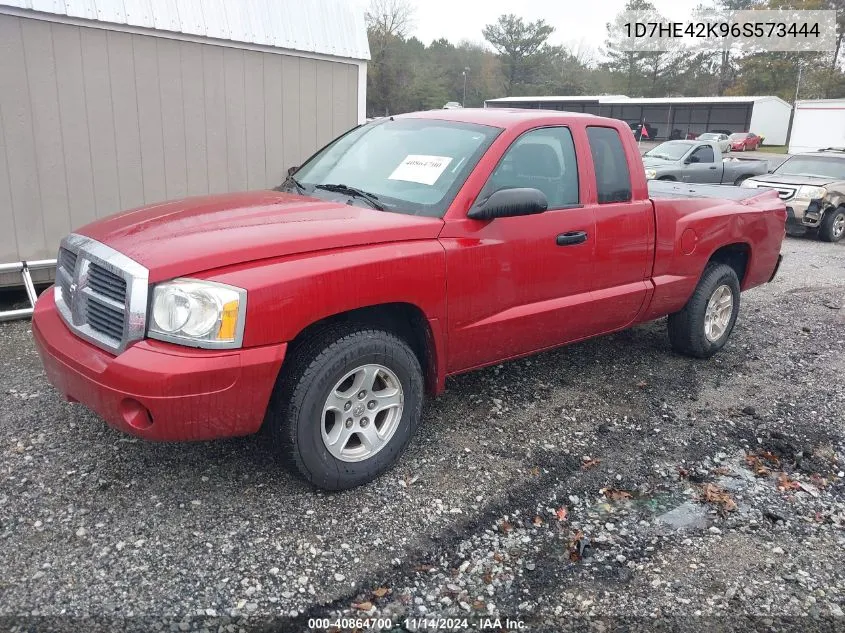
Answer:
0;12;359;272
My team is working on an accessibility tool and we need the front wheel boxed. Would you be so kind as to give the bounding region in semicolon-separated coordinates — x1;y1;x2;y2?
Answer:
267;325;424;490
819;207;845;242
668;263;741;359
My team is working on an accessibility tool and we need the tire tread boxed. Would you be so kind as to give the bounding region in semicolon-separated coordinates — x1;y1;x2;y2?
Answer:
667;263;740;359
267;322;421;490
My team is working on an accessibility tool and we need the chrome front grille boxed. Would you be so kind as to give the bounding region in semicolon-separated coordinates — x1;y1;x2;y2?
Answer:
54;234;149;354
757;185;796;201
88;262;127;304
86;298;125;340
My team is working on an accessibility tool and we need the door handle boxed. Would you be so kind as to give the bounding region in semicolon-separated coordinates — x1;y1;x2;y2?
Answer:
708;166;717;169
556;231;588;246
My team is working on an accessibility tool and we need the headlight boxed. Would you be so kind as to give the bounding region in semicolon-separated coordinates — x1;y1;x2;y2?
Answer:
148;279;246;349
797;185;827;200
645;168;657;180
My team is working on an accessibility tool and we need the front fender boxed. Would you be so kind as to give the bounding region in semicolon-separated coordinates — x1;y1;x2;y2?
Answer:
199;241;448;350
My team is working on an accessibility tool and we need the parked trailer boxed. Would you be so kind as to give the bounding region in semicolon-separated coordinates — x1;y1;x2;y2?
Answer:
788;99;845;155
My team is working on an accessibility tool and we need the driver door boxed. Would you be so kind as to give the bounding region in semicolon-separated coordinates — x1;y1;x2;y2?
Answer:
440;126;597;373
683;144;720;183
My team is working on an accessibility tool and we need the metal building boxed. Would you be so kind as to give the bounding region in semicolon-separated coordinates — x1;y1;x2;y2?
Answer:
788;99;845;154
0;0;370;291
484;95;792;146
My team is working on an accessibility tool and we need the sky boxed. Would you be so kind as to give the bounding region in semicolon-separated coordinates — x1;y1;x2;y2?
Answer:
353;0;704;62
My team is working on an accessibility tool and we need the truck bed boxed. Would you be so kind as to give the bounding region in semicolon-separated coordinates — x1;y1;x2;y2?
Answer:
648;180;771;201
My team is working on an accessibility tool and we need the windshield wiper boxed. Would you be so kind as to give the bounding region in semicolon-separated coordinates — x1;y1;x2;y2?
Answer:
314;183;385;211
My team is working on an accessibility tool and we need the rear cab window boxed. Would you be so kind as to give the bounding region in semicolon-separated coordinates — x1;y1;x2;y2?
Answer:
586;126;632;204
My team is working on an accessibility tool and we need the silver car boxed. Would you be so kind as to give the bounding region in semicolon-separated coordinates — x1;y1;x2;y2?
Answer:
697;132;731;153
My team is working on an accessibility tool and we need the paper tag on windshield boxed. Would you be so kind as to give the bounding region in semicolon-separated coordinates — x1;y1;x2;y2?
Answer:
388;155;453;185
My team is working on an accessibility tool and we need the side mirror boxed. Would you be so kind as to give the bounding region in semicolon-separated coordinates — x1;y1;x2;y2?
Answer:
286;165;298;177
685;155;700;164
468;188;548;221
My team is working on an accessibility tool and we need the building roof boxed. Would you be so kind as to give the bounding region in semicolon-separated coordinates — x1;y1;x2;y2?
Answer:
796;98;845;107
486;95;790;107
0;0;370;60
601;96;789;106
485;95;627;103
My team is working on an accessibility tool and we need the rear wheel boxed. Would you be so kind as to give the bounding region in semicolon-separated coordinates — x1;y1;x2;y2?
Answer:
734;174;751;186
267;324;424;490
668;263;741;359
819;207;845;242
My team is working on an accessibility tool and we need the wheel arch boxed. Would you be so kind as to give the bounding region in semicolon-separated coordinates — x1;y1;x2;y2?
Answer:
706;242;751;286
283;302;442;396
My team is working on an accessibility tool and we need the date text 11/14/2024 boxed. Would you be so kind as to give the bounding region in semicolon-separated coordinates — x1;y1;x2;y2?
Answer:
307;617;527;630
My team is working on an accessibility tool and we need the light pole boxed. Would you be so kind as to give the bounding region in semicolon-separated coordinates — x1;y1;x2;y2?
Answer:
462;67;470;107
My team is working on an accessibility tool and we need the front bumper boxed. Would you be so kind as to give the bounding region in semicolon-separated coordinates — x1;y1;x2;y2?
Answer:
786;200;823;228
32;288;286;441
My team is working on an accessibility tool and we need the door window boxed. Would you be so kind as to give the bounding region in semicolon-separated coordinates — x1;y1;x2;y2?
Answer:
586;126;632;203
480;127;579;209
691;145;715;163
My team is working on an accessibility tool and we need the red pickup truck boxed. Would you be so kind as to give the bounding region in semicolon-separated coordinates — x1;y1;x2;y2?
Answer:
32;109;786;490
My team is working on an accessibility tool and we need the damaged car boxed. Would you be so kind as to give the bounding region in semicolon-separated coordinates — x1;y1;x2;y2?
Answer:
742;148;845;242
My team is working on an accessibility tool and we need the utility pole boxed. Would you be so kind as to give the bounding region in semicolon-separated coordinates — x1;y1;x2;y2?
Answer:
786;63;804;150
462;67;470;106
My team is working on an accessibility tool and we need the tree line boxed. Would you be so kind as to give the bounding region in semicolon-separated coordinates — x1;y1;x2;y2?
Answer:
365;0;845;117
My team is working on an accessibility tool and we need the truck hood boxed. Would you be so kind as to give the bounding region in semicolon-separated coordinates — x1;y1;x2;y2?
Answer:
750;173;836;187
78;191;444;282
642;157;677;168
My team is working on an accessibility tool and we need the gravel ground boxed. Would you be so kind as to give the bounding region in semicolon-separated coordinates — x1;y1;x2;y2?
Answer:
0;235;843;632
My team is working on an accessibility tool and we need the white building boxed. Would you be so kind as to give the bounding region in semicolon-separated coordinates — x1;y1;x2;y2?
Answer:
788;99;845;154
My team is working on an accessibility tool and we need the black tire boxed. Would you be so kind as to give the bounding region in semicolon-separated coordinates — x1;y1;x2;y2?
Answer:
818;207;845;243
658;176;676;181
734;175;751;186
267;324;423;490
667;263;741;359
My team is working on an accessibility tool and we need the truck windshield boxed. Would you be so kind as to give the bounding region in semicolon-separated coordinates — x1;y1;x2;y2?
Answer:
289;118;502;217
774;155;845;180
644;142;694;161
